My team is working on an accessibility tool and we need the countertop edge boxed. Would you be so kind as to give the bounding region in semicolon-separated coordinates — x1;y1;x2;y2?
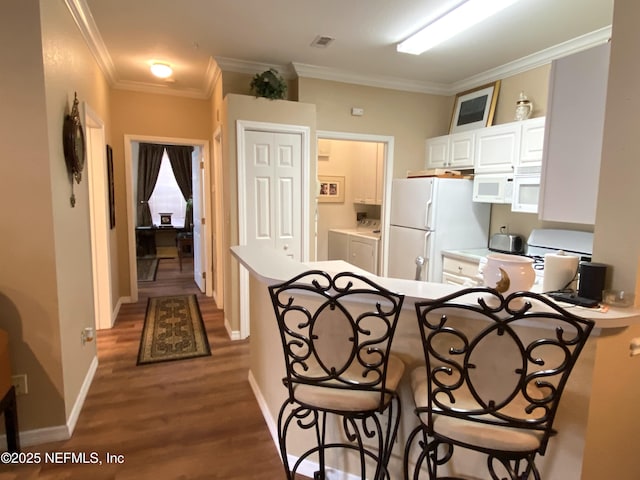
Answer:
231;245;640;329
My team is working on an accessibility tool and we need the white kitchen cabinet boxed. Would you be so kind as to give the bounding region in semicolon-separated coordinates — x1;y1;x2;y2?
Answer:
353;144;383;205
518;117;546;167
425;132;474;170
425;135;449;169
448;131;475;169
474;123;521;173
441;256;482;286
539;43;610;225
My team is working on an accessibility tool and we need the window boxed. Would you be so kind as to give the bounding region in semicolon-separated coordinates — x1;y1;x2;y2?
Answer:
148;150;186;227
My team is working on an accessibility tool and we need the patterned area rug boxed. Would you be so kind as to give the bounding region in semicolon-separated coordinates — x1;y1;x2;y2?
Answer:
137;295;211;365
137;257;159;282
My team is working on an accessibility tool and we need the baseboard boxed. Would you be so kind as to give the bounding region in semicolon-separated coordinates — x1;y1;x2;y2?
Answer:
224;316;241;340
111;296;127;326
247;370;279;445
247;370;358;480
66;355;98;435
2;355;99;447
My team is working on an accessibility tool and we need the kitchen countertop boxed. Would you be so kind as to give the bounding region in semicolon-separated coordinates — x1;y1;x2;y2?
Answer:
442;248;492;262
329;227;381;240
231;244;640;329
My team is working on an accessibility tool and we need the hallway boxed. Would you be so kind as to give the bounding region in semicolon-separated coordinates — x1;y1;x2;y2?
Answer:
5;258;286;479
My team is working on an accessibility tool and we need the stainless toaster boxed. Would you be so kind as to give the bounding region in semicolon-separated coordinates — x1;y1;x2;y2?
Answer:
489;233;524;253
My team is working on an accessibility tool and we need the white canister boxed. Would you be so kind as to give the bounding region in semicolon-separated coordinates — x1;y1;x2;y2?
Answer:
483;253;535;296
543;251;579;293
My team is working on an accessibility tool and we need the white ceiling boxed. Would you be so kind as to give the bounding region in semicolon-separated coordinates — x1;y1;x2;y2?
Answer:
75;0;614;98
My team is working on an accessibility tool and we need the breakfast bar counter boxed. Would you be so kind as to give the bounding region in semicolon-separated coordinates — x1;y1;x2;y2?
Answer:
231;245;640;479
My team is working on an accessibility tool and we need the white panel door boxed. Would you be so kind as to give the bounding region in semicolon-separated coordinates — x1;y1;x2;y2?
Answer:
192;149;205;291
244;130;302;260
274;134;302;259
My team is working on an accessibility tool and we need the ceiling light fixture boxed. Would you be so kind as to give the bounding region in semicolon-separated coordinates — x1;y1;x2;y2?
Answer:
150;62;173;78
397;0;523;55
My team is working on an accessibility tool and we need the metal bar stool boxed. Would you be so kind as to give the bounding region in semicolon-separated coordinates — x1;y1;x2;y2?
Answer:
269;270;405;480
404;288;594;479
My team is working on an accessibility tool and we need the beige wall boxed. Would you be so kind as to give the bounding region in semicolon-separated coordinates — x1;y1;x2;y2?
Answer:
109;90;212;296
41;0;113;422
0;0;66;430
0;0;113;432
222;94;317;334
298;78;452;178
492;65;551;125
582;2;640;474
594;0;640;293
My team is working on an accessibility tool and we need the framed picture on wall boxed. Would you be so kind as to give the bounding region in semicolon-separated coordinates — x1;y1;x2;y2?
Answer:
318;175;345;203
450;80;501;133
106;145;116;229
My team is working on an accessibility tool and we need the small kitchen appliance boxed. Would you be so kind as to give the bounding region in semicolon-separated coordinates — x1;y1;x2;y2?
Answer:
526;229;603;307
489;233;523;254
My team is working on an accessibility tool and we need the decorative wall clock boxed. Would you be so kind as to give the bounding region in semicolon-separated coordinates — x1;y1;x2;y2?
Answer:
63;92;86;207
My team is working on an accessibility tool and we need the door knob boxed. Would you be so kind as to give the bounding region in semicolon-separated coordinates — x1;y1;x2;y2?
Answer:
283;244;289;250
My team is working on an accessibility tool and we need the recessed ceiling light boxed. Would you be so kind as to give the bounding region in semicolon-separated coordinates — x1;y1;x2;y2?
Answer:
311;35;335;48
397;0;523;55
150;62;173;78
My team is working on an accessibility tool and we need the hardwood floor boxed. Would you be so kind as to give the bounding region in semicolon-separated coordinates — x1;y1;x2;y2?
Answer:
2;257;301;480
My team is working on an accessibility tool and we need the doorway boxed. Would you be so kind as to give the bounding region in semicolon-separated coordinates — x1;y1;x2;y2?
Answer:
84;103;113;330
124;135;212;303
236;120;311;339
316;131;394;276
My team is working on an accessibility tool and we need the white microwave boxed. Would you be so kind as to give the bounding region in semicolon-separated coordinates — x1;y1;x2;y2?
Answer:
472;173;514;204
511;165;542;213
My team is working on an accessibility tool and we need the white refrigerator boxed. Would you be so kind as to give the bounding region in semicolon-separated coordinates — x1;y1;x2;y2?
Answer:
387;177;490;282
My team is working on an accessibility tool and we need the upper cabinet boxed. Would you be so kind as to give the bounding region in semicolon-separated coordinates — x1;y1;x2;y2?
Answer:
474;123;522;173
517;116;546;168
425;131;475;170
426;117;544;174
538;43;611;225
353;142;384;205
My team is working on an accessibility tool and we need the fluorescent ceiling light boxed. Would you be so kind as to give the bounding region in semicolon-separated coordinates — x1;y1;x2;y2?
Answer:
397;0;523;55
150;62;173;78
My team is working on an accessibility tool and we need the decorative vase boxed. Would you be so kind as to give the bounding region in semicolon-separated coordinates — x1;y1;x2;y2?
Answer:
483;253;535;297
515;91;533;121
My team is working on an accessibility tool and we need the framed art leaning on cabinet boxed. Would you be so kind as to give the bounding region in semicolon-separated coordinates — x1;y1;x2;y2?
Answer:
450;80;501;133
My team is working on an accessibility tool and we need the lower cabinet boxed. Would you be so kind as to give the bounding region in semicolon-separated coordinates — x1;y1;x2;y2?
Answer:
328;230;379;275
441;256;482;286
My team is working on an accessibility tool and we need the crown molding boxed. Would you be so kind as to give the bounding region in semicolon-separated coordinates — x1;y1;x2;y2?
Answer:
291;63;452;95
64;0;117;85
203;57;222;99
111;80;211;99
448;26;612;94
214;57;296;79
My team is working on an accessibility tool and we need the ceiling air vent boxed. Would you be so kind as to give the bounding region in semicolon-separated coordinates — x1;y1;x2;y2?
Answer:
311;35;335;48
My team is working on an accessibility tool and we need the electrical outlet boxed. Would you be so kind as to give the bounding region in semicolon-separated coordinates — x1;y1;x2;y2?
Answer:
11;374;28;395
